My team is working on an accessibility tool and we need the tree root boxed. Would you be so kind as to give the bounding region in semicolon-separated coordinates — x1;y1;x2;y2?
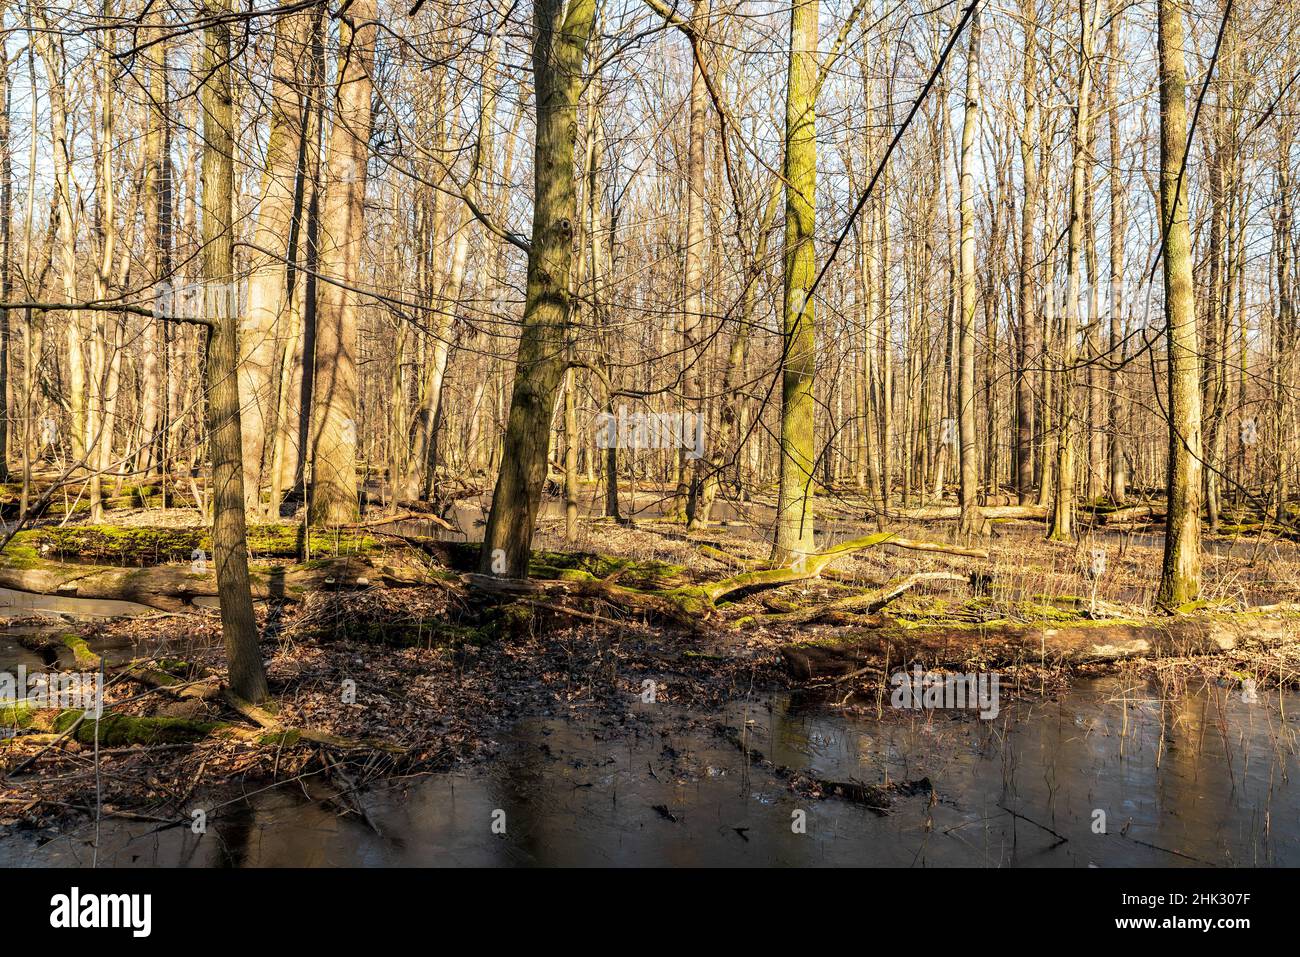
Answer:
4;632;403;755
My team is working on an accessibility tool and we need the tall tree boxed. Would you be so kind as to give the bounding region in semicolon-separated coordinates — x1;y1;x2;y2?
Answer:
138;20;171;482
201;0;270;703
1015;0;1039;505
771;0;819;564
1106;1;1127;503
479;0;597;576
1156;0;1203;607
309;0;378;525
957;4;982;535
240;12;308;516
1050;0;1099;542
678;0;708;526
0;10;11;483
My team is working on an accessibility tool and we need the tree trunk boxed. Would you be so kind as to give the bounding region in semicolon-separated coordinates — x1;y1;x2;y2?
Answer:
1050;0;1098;542
138;23;170;482
1015;0;1038;505
957;7;982;534
679;0;708;526
771;0;819;564
201;0;269;703
240;13;307;517
1106;1;1127;503
1156;0;1203;608
309;0;378;526
479;0;596;577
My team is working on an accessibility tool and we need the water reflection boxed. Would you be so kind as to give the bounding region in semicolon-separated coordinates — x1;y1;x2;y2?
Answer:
3;677;1295;867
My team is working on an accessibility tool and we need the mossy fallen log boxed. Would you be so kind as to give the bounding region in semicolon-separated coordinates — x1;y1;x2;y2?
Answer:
778;610;1300;679
2;704;220;745
766;572;971;626
9;523;382;565
1098;504;1160;524
464;533;990;628
0;554;426;613
40;632;219;700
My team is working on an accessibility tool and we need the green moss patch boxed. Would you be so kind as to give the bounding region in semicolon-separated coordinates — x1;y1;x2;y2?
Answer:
11;524;381;565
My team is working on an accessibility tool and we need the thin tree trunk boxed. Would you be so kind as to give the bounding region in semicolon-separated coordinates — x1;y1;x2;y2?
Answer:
1156;0;1203;608
771;0;819;564
1106;2;1127;503
1050;0;1099;541
1015;0;1038;505
957;7;982;535
201;0;269;703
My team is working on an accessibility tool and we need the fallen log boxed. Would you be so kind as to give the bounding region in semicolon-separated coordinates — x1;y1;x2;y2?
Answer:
884;537;990;560
0;555;426;614
778;610;1300;679
1;702;233;746
701;532;984;604
882;504;1048;521
768;572;971;626
1098;504;1161;524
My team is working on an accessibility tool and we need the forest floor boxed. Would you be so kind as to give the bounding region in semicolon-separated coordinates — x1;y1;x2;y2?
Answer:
3;486;1300;839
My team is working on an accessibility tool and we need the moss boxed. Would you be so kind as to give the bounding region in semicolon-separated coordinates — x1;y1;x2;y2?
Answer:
529;564;598;583
658;585;712;617
8;524;382;566
60;634;100;670
0;537;41;568
51;710;217;746
527;549;685;588
481;602;534;640
886;595;1130;630
0;702;37;728
258;729;301;747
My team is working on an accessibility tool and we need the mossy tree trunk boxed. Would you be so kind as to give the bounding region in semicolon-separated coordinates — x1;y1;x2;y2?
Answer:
771;0;818;565
201;0;269;704
480;0;596;577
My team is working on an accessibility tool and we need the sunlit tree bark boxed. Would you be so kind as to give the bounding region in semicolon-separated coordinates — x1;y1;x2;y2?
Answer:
479;0;596;576
771;0;819;564
309;0;378;526
201;0;269;703
1156;0;1203;608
